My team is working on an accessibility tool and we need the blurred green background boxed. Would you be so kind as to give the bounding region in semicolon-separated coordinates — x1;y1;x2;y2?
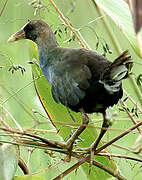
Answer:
0;0;142;179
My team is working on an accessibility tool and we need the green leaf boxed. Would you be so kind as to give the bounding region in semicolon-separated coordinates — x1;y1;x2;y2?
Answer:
13;175;45;180
0;144;19;180
95;0;141;57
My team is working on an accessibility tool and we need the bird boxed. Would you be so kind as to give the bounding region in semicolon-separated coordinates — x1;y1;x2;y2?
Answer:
8;19;132;154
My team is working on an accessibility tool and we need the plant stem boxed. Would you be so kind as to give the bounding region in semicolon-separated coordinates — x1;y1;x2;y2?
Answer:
18;158;29;175
97;152;142;163
129;76;142;105
0;104;23;132
121;100;142;134
124;89;142;112
0;0;8;16
54;120;142;179
94;120;142;154
92;0;122;54
53;156;126;180
49;0;87;48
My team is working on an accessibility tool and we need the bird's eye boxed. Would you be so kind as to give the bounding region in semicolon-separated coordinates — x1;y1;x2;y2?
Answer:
25;24;34;31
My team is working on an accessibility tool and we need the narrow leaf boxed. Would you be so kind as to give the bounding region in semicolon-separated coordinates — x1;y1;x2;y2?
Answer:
0;144;19;180
128;0;142;33
95;0;142;56
13;175;45;180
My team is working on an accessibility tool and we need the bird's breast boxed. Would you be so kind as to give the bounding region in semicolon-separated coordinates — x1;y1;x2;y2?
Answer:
41;64;53;84
39;52;54;84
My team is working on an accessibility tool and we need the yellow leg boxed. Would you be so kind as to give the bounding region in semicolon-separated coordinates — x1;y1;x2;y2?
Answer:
90;111;109;166
65;108;89;150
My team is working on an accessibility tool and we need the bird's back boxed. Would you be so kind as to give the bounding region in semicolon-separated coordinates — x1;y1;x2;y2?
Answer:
43;48;131;113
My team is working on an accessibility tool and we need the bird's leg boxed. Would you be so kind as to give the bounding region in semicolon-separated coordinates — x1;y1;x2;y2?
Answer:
89;111;110;165
65;108;89;150
64;108;89;161
90;111;109;150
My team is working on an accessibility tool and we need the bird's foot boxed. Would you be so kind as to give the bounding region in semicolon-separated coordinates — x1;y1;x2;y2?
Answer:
65;109;89;150
76;112;110;166
75;146;95;167
64;154;71;162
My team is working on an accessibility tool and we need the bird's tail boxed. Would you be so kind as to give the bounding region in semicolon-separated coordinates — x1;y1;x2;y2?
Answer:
101;50;132;93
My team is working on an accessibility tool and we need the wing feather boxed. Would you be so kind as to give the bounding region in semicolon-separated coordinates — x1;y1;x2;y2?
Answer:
50;62;91;106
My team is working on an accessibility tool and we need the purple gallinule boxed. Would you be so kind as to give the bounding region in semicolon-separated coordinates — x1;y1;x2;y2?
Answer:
8;19;132;157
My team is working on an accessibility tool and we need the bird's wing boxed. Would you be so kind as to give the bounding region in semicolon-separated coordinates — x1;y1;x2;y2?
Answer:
50;59;92;106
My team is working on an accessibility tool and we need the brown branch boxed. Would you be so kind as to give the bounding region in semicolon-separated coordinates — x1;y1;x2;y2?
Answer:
103;141;142;157
18;158;29;175
121;100;142;134
0;134;141;178
97;152;142;163
1;125;141;180
92;159;126;180
0;0;8;16
49;0;87;48
94;120;142;155
53;156;126;180
55;120;142;179
53;157;86;180
0;126;66;149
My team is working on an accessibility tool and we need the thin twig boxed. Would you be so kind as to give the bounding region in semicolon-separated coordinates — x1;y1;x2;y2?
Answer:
0;117;13;130
18;158;29;175
0;126;66;149
53;156;126;180
97;152;142;163
94;120;142;155
0;106;23;132
2;76;42;105
49;0;87;48
56;120;142;179
92;0;121;54
124;89;142;112
0;0;8;16
121;100;142;134
53;157;86;180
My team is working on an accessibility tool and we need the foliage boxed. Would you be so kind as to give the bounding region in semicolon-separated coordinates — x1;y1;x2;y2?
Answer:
0;0;142;180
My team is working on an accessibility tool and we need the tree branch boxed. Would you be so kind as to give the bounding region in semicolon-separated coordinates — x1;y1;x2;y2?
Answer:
54;120;142;179
0;0;8;16
53;156;126;180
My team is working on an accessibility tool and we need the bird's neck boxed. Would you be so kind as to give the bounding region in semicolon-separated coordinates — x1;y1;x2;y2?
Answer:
37;30;59;66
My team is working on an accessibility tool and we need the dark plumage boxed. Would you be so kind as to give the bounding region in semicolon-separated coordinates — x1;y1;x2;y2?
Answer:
8;20;133;155
8;19;132;114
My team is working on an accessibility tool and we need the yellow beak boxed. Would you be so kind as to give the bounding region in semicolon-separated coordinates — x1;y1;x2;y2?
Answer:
8;29;26;42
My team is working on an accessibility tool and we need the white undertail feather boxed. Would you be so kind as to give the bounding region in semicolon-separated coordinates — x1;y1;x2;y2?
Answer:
101;50;132;94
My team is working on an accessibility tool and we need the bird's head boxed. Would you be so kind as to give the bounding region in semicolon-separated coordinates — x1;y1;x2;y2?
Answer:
8;19;52;44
